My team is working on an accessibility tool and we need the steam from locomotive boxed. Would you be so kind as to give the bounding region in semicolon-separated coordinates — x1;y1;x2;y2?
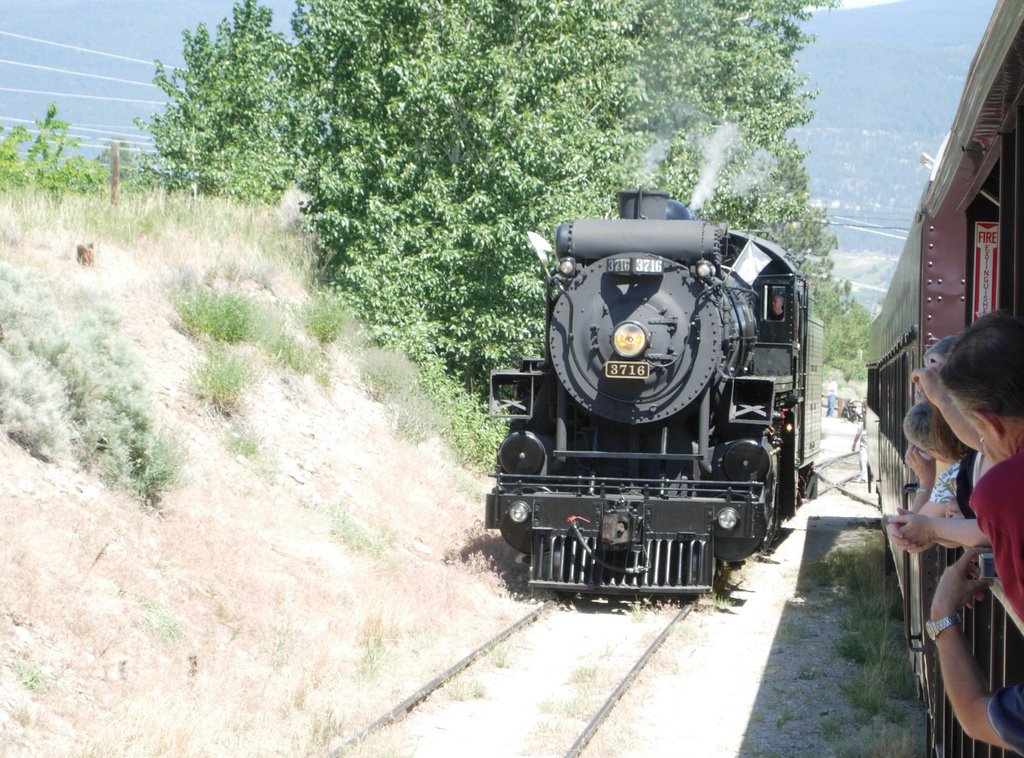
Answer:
485;190;823;594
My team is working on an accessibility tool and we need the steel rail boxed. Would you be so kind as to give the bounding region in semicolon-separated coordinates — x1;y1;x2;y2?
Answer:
814;450;858;472
332;600;554;755
816;470;877;507
563;604;694;758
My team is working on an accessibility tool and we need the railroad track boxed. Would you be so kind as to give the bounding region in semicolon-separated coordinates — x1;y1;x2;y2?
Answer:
331;599;695;757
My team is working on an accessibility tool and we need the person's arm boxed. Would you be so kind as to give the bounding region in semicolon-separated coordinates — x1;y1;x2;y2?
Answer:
930;550;1009;750
888;511;991;551
912;365;982;450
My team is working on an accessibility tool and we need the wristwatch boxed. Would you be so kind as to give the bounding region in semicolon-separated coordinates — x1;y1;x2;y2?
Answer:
926;611;963;641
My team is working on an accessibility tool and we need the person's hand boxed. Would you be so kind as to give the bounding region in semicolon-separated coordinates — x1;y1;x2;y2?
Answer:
931;547;993;618
886;510;931;552
889;508;936;551
945;500;964;519
886;519;922;552
904;445;936;489
911;365;939;401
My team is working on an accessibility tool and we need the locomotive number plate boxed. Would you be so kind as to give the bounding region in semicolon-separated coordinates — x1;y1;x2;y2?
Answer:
607;257;664;275
604;361;650;379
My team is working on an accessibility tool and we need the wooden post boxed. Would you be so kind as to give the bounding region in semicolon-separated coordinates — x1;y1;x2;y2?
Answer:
110;139;120;207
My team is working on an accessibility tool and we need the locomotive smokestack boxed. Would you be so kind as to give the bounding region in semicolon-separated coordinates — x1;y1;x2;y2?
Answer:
617;189;669;219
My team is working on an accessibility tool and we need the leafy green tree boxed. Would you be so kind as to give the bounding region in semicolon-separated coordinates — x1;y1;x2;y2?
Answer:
146;0;862;395
0;125;32;188
291;0;647;387
0;105;105;193
641;0;838;224
144;0;295;202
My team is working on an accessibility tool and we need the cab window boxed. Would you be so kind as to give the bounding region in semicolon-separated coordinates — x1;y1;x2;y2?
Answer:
766;285;786;321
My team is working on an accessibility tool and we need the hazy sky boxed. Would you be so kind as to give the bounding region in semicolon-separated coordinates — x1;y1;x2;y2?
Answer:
841;0;907;7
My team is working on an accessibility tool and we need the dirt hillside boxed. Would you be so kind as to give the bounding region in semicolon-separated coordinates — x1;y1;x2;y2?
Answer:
0;195;525;756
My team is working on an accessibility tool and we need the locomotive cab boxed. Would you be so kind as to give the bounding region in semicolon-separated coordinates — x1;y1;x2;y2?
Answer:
486;190;821;594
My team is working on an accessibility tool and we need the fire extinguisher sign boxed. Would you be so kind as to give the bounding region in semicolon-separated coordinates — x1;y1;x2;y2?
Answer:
974;221;999;320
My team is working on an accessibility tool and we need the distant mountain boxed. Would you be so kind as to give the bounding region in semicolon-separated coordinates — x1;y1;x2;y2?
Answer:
797;0;996;307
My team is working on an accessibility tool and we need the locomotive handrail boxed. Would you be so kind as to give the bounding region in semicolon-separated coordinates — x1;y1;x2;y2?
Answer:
552;449;702;461
495;473;764;500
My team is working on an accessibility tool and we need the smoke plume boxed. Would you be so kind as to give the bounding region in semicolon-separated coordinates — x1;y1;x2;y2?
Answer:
689;123;740;211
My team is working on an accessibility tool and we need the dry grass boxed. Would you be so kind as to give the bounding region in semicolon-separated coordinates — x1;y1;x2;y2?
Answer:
0;189;523;756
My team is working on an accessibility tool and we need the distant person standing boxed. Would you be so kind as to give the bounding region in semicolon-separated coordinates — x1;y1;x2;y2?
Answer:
853;420;868;482
826;379;838;417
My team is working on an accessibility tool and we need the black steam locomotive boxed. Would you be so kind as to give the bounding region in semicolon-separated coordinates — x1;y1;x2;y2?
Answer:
485;190;823;595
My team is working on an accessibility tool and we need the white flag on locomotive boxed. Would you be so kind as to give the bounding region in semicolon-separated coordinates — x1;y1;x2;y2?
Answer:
730;240;772;286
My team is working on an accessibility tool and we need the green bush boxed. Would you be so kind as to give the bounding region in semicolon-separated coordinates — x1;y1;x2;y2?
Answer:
173;288;260;343
302;291;353;345
359;348;447;444
0;263;185;503
193;346;257;413
0;340;70;461
325;504;389;558
260;329;320;375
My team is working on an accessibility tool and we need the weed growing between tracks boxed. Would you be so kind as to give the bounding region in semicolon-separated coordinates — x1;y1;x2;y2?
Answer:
807;531;918;758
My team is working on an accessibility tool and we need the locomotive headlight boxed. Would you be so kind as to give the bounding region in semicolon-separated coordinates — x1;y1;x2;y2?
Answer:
717;507;740;530
557;257;576;276
508;500;531;524
695;260;713;279
612;322;647;358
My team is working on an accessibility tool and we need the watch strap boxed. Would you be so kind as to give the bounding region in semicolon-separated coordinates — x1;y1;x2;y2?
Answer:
926;611;963;640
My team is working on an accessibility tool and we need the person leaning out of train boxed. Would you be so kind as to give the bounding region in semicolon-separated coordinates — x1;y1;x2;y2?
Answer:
900;401;961;514
914;334;958;403
911;340;983;454
929;548;1022;753
887;401;988;552
923;313;1024;754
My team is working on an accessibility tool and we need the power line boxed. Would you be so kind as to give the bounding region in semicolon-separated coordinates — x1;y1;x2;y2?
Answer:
77;141;155;152
0;86;164;105
73;120;150;132
0;116;154;141
17;127;154;148
829;214;910;232
0;29;178;69
827;222;908;241
0;58;159;88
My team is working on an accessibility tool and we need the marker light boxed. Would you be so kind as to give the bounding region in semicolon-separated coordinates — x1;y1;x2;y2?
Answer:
717;507;740;530
508;500;531;524
612;322;647;358
558;257;576;276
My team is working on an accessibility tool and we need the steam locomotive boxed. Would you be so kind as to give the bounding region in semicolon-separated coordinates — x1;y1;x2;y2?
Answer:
485;190;823;595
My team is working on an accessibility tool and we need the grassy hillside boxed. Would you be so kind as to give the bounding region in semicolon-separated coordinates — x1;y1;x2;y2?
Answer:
0;188;523;756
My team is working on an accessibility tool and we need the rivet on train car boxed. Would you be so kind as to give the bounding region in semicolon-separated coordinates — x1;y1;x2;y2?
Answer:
930;226;935;231
937;278;943;284
937;296;943;302
928;243;934;249
961;279;966;285
961;296;966;302
927;279;933;285
927;297;932;302
927;315;933;320
928;261;934;267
